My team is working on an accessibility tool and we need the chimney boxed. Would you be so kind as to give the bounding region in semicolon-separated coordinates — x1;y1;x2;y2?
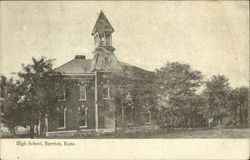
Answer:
75;55;86;59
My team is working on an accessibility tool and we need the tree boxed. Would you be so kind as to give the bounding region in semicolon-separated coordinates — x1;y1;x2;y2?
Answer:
227;87;249;127
203;75;231;126
1;76;22;136
155;62;204;109
154;62;204;127
237;87;248;127
3;57;63;137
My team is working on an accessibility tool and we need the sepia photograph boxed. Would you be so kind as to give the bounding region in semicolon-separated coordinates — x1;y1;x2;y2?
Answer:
0;1;249;159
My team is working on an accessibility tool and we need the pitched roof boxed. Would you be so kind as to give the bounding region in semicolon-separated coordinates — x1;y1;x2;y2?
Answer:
91;11;114;35
55;59;93;74
55;55;154;81
55;58;153;79
121;63;154;80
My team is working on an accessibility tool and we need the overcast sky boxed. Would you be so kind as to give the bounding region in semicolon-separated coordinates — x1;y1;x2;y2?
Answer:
1;1;249;87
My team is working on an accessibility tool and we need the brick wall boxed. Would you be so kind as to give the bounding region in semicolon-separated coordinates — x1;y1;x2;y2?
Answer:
48;72;154;132
48;78;96;132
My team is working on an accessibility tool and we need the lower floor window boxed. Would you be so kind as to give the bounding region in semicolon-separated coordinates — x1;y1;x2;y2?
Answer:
145;111;152;124
58;106;66;129
79;105;88;127
127;106;135;125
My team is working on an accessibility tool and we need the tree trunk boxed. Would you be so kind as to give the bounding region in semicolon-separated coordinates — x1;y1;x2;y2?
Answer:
36;125;39;136
10;128;16;138
40;118;46;137
239;104;244;127
122;104;124;128
30;125;34;138
242;104;248;127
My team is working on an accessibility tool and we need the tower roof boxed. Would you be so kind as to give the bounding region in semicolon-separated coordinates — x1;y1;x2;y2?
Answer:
91;11;114;35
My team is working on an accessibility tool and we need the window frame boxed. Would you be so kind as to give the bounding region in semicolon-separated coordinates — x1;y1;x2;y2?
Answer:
104;57;111;63
57;107;67;129
79;105;88;128
102;86;110;100
58;85;66;102
127;105;135;126
79;83;87;101
145;111;152;125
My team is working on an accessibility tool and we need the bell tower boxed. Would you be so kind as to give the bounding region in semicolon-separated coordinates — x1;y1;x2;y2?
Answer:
90;11;123;72
91;11;115;52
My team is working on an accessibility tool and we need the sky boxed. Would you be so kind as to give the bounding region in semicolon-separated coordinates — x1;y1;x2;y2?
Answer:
0;1;249;88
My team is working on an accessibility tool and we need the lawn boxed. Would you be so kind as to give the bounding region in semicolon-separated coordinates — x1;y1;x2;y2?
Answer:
48;128;250;139
2;127;249;139
99;128;250;139
143;128;250;139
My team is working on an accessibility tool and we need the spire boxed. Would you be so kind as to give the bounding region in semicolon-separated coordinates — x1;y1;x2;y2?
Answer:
92;11;115;52
91;11;114;36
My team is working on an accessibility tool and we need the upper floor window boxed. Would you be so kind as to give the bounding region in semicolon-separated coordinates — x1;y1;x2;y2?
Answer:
101;79;110;99
103;87;110;99
79;84;87;101
58;85;66;101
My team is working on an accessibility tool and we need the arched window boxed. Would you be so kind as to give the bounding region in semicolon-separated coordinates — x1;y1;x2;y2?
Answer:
58;84;67;101
102;79;110;99
127;105;135;126
57;106;66;129
145;111;152;124
105;34;111;46
79;83;87;101
79;105;88;128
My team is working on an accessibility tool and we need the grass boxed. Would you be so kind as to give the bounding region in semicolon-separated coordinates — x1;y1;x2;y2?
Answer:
2;127;249;139
47;127;250;139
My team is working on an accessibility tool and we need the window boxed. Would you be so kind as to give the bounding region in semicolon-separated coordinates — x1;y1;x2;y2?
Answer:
127;105;135;126
145;111;152;124
103;86;110;99
104;57;111;63
57;106;66;129
105;34;112;46
100;37;104;46
58;85;66;101
79;84;87;101
79;105;88;128
102;79;110;99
